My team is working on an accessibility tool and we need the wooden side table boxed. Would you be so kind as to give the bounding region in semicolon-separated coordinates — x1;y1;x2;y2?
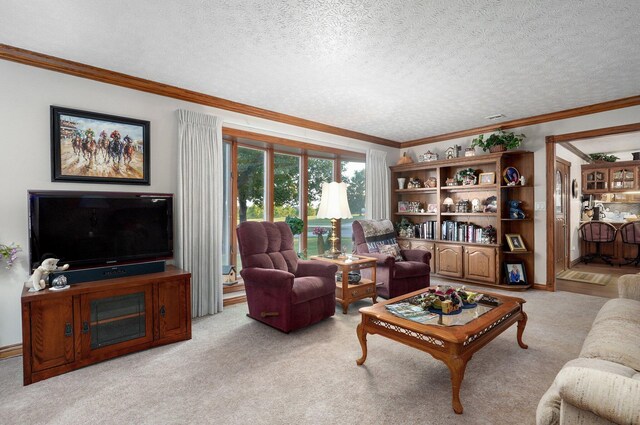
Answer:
310;255;377;314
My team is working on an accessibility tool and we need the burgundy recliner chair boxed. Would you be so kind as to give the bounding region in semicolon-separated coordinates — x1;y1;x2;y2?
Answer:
236;221;338;333
352;220;430;299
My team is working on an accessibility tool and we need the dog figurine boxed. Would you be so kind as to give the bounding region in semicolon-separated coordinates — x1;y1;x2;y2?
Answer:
508;200;526;219
25;258;69;292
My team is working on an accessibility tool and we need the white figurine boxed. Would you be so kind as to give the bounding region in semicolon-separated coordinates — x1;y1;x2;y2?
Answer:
25;258;69;292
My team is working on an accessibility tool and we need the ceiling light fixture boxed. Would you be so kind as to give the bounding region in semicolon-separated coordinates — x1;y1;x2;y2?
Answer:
485;114;506;120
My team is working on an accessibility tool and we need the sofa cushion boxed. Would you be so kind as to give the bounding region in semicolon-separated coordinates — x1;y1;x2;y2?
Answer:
291;276;334;305
394;261;430;278
593;297;640;326
580;298;640;371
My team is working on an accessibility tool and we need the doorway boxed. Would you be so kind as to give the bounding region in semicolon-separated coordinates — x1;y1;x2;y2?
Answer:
545;122;640;292
554;158;570;274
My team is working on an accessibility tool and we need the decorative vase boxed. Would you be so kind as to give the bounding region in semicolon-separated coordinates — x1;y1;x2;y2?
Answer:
316;235;325;255
489;145;506;153
397;178;406;189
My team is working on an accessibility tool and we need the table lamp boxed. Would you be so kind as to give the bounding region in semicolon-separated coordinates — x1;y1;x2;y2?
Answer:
317;181;352;258
443;197;454;212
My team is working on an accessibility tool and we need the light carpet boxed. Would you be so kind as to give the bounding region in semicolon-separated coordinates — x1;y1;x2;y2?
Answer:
0;285;607;425
556;269;615;286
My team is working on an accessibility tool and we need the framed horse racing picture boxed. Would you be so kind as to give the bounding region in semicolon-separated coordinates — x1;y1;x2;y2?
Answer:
51;106;150;185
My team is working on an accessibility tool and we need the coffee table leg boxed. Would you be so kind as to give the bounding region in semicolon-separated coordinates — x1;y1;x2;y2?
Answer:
356;321;368;365
517;310;528;349
446;356;467;414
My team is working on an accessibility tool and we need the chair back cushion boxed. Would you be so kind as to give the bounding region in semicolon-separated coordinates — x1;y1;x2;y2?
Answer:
236;221;298;274
352;219;398;253
620;222;640;244
580;222;617;242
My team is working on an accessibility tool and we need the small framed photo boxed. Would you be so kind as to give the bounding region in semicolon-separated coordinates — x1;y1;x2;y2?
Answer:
505;233;527;252
504;261;527;285
398;201;409;213
479;172;495;185
51;106;150;185
427;203;437;213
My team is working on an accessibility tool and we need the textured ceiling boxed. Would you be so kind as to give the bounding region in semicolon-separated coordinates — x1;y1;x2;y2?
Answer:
568;132;640;155
1;0;639;142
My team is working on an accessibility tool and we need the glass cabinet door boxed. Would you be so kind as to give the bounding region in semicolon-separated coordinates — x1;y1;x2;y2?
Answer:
584;169;608;192
611;167;636;191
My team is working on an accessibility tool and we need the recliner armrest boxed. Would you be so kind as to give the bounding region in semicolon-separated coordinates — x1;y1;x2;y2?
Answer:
240;268;295;290
556;366;640;424
618;274;640;301
359;252;395;267
295;260;338;279
401;249;431;264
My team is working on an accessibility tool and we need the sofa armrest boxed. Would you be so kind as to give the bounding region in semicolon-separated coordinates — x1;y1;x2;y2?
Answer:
618;274;640;301
556;366;640;424
359;252;395;267
240;268;295;290
296;259;338;279
401;249;431;264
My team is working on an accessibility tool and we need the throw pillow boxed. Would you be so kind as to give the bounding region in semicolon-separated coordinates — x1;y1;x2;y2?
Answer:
379;243;403;261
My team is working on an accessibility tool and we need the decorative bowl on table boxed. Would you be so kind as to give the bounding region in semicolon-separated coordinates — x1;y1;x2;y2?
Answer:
415;285;483;314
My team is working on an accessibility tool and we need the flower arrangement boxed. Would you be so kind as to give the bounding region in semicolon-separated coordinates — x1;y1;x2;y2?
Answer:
312;227;328;236
415;285;483;313
0;243;21;269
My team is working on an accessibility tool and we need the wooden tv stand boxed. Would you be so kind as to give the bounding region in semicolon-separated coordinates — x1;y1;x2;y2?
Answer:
21;266;191;385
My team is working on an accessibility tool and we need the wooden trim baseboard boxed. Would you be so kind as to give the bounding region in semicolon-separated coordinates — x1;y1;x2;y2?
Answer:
223;295;247;307
0;343;22;360
533;283;553;291
403;96;640;147
0;44;398;149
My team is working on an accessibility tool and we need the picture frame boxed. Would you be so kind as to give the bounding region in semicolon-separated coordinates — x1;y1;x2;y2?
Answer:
51;106;150;185
502;166;520;185
398;201;409;213
505;233;527;252
478;172;495;185
427;203;438;213
504;261;527;285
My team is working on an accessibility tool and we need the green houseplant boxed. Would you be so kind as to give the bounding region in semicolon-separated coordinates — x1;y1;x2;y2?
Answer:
471;129;526;153
589;153;618;163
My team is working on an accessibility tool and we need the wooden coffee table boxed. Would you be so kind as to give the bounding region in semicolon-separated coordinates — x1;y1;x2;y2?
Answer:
356;288;527;414
310;255;377;314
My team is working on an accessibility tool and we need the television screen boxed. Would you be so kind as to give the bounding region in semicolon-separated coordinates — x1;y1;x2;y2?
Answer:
29;191;173;268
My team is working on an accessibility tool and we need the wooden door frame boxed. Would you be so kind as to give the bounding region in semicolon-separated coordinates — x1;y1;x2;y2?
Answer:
545;122;640;291
554;157;571;273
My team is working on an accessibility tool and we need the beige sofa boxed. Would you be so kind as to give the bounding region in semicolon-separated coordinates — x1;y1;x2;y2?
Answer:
537;274;640;425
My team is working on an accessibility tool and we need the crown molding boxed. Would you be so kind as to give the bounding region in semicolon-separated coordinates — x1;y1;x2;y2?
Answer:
0;44;399;149
402;95;640;147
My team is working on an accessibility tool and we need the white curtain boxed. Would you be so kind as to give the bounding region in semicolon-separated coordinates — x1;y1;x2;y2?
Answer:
365;149;390;220
176;109;223;316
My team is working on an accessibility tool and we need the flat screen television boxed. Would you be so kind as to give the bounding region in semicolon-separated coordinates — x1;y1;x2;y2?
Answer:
29;191;173;269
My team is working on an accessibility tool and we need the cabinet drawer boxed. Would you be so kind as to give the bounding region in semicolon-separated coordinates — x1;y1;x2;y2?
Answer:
347;284;375;299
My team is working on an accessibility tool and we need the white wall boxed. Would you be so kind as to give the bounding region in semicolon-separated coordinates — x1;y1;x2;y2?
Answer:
555;144;586;262
0;60;398;347
402;104;640;286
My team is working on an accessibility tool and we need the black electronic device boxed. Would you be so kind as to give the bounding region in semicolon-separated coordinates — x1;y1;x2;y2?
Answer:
48;260;166;285
28;191;173;271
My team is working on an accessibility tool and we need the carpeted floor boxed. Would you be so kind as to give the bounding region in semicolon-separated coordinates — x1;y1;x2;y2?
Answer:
0;285;608;425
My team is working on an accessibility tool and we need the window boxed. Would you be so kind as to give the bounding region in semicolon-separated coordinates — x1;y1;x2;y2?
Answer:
224;128;365;268
340;160;366;252
307;158;335;257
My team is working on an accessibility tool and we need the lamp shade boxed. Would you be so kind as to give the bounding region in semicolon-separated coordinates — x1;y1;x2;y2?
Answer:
443;197;454;206
317;182;352;219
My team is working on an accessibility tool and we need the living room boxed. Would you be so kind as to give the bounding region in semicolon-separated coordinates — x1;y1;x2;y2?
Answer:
1;2;640;424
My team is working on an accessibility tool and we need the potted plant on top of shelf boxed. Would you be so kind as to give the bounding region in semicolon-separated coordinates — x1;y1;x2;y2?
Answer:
589;153;618;163
470;129;526;153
